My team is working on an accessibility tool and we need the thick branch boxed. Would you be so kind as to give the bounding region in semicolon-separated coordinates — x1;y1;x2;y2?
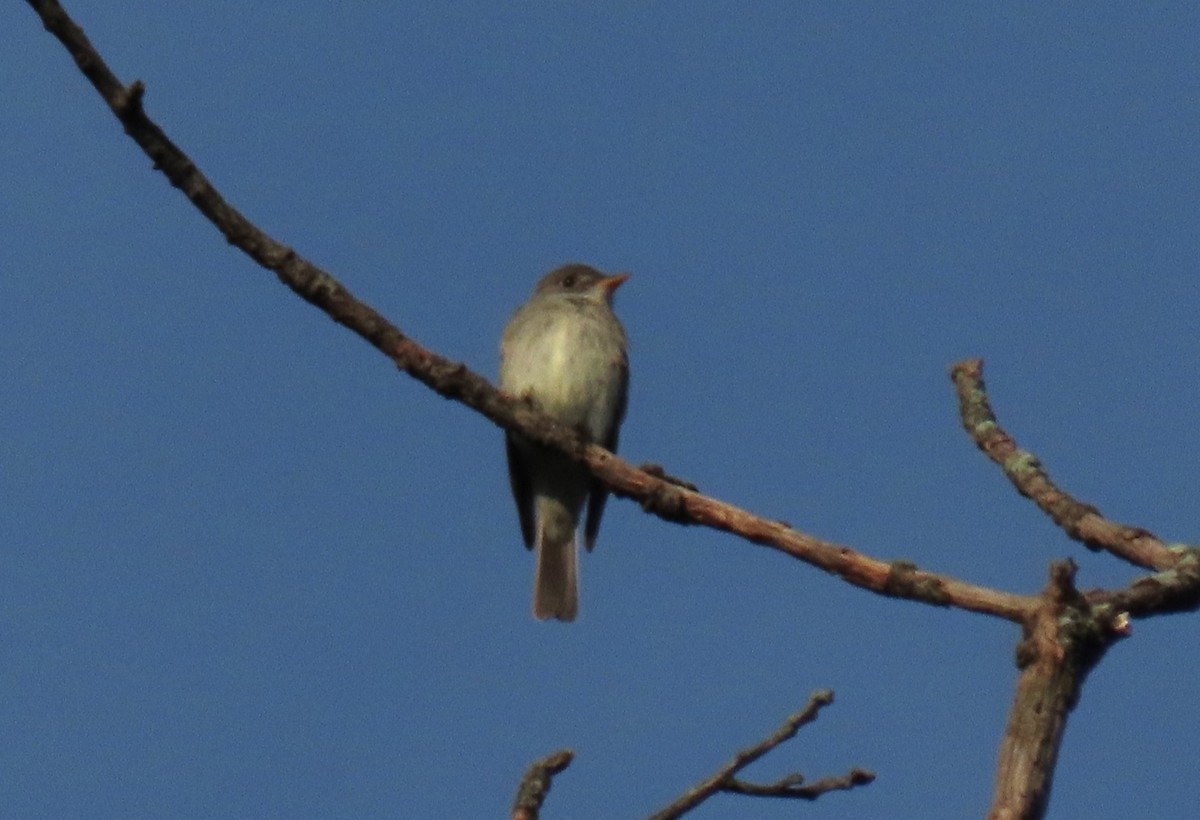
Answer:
950;358;1182;572
988;560;1125;820
647;691;874;819
25;0;1034;624
511;749;573;820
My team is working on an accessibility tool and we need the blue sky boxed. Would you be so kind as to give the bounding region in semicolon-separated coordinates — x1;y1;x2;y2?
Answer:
4;3;1199;818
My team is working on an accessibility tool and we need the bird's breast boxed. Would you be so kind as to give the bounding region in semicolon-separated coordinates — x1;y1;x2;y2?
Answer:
501;303;626;435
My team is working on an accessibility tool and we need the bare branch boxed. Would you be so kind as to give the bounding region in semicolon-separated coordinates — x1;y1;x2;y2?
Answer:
950;358;1184;571
1087;552;1200;618
511;749;573;820
647;691;874;819
724;768;876;798
24;0;1035;624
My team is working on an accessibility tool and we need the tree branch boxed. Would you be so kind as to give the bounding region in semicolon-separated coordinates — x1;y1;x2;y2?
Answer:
511;749;573;820
950;358;1184;572
1087;554;1200;618
24;0;1034;624
647;691;873;819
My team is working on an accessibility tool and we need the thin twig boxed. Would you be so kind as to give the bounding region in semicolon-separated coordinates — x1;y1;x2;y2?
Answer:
647;691;874;819
724;768;876;798
24;0;1035;624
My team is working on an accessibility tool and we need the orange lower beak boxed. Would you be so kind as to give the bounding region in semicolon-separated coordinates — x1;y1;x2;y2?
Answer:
598;272;631;298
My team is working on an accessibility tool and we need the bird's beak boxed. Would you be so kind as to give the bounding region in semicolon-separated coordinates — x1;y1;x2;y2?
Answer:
597;273;631;300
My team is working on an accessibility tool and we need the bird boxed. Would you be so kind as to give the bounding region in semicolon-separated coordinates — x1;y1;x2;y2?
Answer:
500;263;630;621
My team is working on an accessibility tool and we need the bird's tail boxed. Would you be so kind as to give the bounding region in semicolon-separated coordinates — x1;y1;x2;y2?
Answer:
533;502;579;622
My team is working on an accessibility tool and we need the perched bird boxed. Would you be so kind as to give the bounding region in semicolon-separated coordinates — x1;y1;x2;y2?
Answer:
500;263;630;621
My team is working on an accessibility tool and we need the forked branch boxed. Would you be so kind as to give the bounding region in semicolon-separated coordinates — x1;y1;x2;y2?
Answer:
647;691;874;819
989;560;1128;819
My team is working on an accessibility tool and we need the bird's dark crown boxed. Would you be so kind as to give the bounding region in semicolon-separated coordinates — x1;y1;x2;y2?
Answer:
534;263;606;295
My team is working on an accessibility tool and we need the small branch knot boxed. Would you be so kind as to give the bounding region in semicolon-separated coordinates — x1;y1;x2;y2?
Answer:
640;482;692;523
884;560;951;606
116;79;145;116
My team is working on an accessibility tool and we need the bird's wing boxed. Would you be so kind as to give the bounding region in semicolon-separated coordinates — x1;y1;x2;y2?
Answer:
584;350;629;551
506;434;536;550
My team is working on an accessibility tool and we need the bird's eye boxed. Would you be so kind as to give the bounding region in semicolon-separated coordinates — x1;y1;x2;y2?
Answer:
561;275;576;288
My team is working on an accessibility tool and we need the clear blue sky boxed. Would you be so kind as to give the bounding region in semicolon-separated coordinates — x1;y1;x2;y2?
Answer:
4;3;1199;818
